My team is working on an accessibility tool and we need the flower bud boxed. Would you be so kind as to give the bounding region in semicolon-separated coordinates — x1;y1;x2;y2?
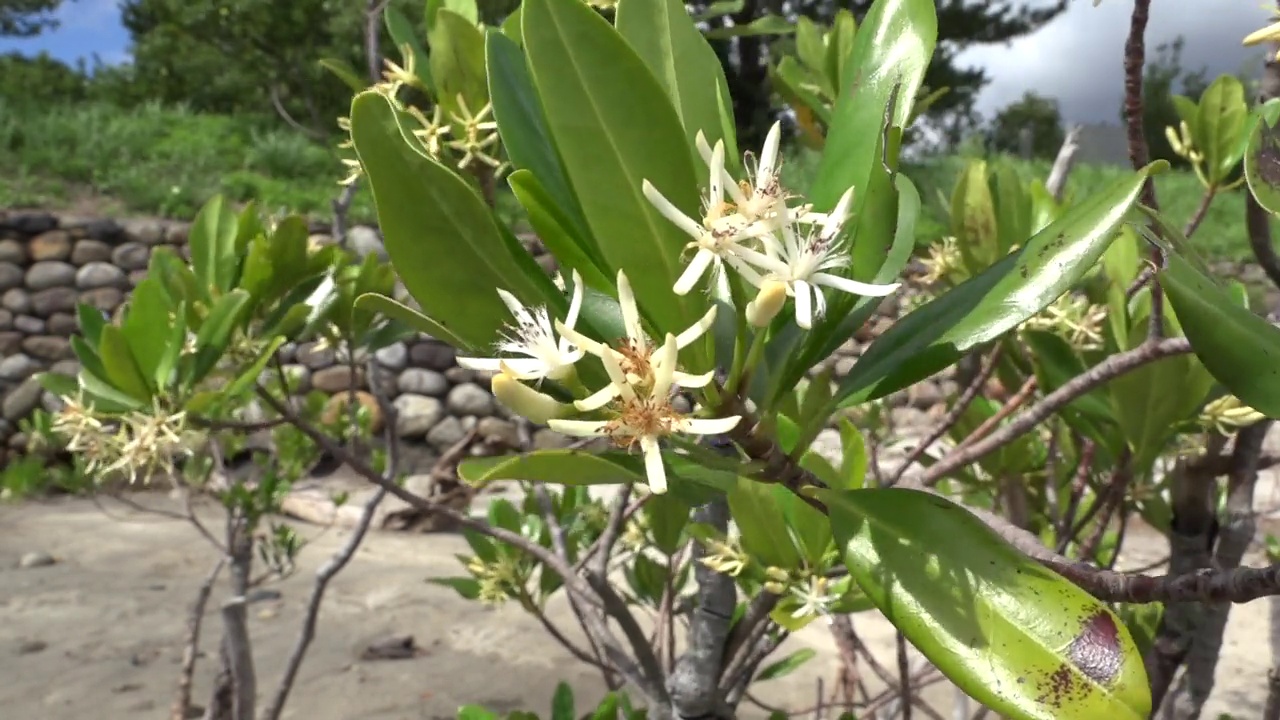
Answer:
491;369;571;424
746;280;789;327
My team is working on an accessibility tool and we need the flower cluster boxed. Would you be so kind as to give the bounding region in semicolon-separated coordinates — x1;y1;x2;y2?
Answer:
51;394;193;485
459;269;741;495
642;122;901;329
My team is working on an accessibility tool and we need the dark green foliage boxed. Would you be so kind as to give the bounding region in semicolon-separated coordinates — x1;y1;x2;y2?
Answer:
989;91;1065;160
0;0;62;37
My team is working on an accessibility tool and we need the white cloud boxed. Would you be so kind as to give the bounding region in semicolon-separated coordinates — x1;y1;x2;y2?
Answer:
958;0;1274;124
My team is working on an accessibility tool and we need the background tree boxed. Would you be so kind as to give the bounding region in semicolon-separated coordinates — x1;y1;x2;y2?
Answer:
989;90;1064;159
1127;35;1211;167
692;0;1067;149
0;0;65;37
118;0;426;132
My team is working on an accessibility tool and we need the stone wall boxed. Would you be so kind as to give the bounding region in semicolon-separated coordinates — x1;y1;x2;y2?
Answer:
0;210;567;470
0;209;918;472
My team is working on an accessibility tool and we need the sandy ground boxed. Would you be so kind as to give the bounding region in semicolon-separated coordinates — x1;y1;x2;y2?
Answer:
2;491;1279;720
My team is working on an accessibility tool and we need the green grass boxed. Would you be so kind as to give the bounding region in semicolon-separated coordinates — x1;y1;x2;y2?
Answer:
0;101;379;222
0;100;1255;262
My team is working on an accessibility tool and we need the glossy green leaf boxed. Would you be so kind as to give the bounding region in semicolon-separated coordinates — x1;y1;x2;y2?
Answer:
222;336;286;400
427;0;478;29
1161;253;1280;418
838;418;868;490
97;325;151;402
702;14;795;39
121;278;174;392
551;683;575;720
428;576;482;600
1245;99;1280;214
76;302;107;346
385;6;433;94
349;91;547;350
188;290;251;385
646;492;690;555
486;31;586;236
951;160;999;270
521;0;709;359
318;58;367;92
836;165;1158;407
36;371;77;399
777;485;832;566
727;477;803;570
617;0;737;159
187;195;239;294
818;487;1151;720
809;0;936;209
429;9;489;115
458;450;644;487
507;170;610;289
1196;74;1249;184
755;648;817;682
78;366;145;413
354;293;470;349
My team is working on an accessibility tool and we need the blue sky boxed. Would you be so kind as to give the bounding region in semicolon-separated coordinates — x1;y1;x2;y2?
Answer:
0;0;1274;123
0;0;130;67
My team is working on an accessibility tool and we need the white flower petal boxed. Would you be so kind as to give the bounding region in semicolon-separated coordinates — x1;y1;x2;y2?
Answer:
675;305;717;349
795;279;814;329
643;180;706;239
812;273;901;298
495;288;526;318
616;270;645;344
640;435;668;494
672;369;715;388
676;415;742;434
456;357;504;371
599;348;639;403
575;383;622;411
548;419;611;436
709;141;726;208
758;122;782;188
674;248;716;296
652;334;678;399
556;321;609;357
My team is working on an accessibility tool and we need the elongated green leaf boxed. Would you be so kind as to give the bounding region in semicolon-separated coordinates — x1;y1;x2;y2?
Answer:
818;487;1151;720
702;14;795;39
1196;75;1249;184
508;170;611;289
1161;253;1280;417
98;325;152;402
430;9;488;115
76;302;106;346
727;477;803;570
353;293;470;349
458;450;645;487
188;195;239;294
79;367;145;413
755;648;817;682
36;371;77;399
616;0;736;161
810;0;936;209
837;166;1158;407
385;6;434;94
121;278;174;392
646;492;690;555
521;0;709;362
223;336;286;400
1245;99;1280;214
486;31;586;237
318;58;367;92
551;683;575;720
428;576;482;600
188;290;251;385
349;91;546;350
427;0;478;29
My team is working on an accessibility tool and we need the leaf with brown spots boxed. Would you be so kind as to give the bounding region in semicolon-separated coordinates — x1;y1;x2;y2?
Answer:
817;487;1151;720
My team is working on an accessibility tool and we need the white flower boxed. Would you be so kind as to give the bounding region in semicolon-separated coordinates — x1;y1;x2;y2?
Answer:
549;333;741;494
643;141;774;296
694;121;788;225
731;187;901;330
556;269;717;410
787;576;835;620
458;270;585;382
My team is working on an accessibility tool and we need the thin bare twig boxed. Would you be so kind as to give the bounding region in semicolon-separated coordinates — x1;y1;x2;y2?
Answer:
890;345;1003;485
172;559;225;720
952;375;1037;452
917;338;1191;487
